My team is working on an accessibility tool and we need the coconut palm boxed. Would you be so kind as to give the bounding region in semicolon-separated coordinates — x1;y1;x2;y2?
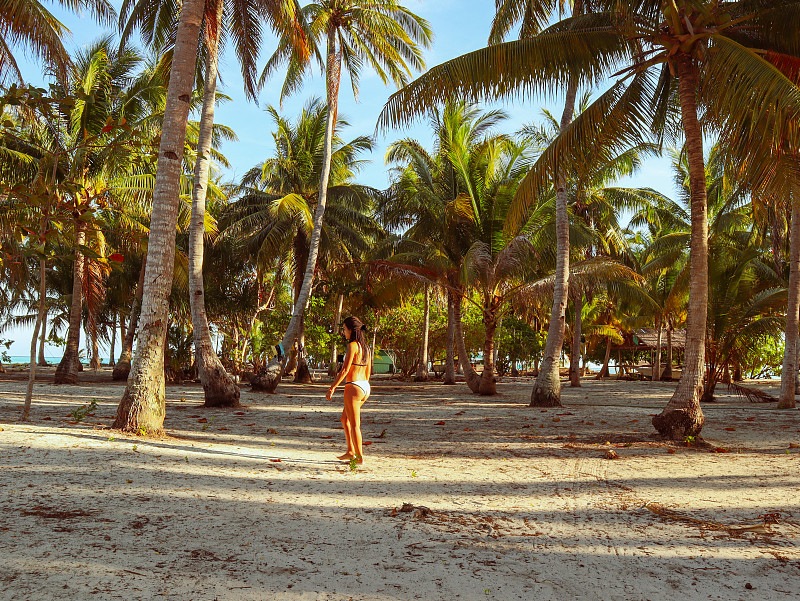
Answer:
114;0;308;433
383;101;508;386
223;98;382;385
119;0;307;407
379;0;800;437
254;0;432;393
0;0;115;84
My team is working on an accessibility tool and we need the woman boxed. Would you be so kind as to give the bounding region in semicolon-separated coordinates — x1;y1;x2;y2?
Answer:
326;316;371;463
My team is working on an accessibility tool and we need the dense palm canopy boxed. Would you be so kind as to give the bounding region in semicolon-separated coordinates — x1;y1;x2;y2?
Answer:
2;0;800;443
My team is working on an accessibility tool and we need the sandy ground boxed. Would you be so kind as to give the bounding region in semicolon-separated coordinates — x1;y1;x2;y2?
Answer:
1;368;799;601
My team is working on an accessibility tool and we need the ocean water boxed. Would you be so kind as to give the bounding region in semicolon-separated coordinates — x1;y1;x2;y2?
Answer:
4;356;94;365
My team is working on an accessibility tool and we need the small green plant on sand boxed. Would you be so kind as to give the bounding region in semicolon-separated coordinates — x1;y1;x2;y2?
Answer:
349;457;359;472
202;417;215;431
70;400;98;422
685;435;696;446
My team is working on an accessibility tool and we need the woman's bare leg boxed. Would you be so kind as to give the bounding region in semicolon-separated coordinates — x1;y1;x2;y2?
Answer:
339;409;355;459
343;386;366;462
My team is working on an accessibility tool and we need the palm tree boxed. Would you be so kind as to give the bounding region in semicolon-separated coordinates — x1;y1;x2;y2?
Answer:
379;0;800;437
224;98;381;385
0;0;114;84
383;102;508;386
119;0;306;408
254;0;432;393
113;0;307;433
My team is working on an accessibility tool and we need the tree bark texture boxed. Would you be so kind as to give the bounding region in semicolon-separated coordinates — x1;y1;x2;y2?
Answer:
443;290;457;384
114;0;205;434
530;76;578;407
652;55;706;438
415;285;431;381
189;8;241;408
453;294;481;393
569;293;582;387
252;29;341;393
108;312;116;366
662;327;673;380
90;330;100;370
478;303;499;395
23;259;47;419
294;324;313;383
596;336;612;379
779;200;800;408
113;257;145;380
653;320;663;382
55;223;85;384
328;293;344;376
37;311;48;366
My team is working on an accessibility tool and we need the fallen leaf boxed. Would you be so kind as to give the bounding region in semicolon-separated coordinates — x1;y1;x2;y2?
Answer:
197;418;208;423
552;417;561;422
269;459;282;463
463;428;471;431
234;412;246;416
455;411;464;416
363;441;373;446
724;427;736;431
667;448;676;454
435;421;446;426
244;423;255;427
789;443;799;449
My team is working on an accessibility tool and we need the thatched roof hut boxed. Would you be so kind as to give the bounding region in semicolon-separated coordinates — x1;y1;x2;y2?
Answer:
612;328;687;351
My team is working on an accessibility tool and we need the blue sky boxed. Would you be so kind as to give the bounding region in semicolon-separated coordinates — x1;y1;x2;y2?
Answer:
6;0;676;357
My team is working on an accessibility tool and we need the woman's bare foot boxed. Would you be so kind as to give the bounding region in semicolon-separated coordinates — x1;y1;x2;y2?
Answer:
337;453;355;460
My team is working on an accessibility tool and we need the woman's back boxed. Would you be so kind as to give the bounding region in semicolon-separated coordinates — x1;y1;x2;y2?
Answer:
346;342;370;382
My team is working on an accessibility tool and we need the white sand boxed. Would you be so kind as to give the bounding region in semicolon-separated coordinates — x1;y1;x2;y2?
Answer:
1;370;799;600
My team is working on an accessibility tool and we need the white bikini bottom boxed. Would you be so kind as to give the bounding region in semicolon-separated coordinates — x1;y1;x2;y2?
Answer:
346;380;370;400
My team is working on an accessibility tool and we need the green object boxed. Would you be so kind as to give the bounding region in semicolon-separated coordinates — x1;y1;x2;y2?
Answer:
372;349;397;374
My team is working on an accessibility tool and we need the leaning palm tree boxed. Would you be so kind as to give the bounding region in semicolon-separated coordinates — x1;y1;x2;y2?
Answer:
379;0;800;438
224;98;382;385
114;0;305;433
253;0;433;393
119;0;306;407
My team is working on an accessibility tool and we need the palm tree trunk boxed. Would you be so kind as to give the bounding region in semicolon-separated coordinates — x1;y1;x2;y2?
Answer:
119;313;126;362
652;55;707;438
478;300;499;395
779;200;800;408
252;30;341;393
415;285;431;381
113;258;145;381
189;5;240;408
653;319;663;382
328;293;344;376
55;223;85;384
294;320;313;383
569;292;582;387
37;311;48;366
453;293;481;393
444;290;456;385
530;75;578;407
596;336;612;379
663;326;673;380
23;258;48;419
90;330;100;371
114;0;206;434
108;312;116;367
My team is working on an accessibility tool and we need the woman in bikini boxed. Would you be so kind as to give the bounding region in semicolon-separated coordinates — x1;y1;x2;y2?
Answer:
326;316;371;463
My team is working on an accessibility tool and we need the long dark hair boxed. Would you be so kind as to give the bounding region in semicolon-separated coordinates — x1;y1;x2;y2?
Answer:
343;316;370;359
